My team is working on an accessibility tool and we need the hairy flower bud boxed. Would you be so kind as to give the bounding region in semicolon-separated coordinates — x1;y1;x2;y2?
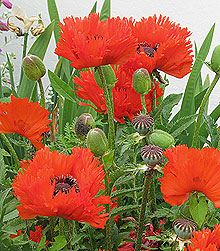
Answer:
132;68;151;95
75;113;95;140
173;218;197;240
148;129;175;150
23;54;46;81
132;114;154;135
86;128;108;157
94;65;117;88
141;145;163;166
211;45;220;74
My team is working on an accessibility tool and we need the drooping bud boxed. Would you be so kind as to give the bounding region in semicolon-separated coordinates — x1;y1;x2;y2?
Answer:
148;129;175;150
94;65;117;88
86;128;108;157
132;68;151;95
23;54;46;81
141;145;163;166
1;0;12;9
132;114;154;135
173;218;197;240
75;113;95;140
211;45;220;74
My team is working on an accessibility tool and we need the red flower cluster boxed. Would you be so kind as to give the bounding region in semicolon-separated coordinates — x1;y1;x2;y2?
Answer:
159;145;220;207
74;69;163;123
55;13;137;69
185;224;220;251
0;95;50;150
12;147;110;228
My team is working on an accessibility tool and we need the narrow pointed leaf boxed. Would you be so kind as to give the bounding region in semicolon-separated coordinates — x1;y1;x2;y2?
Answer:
100;0;111;20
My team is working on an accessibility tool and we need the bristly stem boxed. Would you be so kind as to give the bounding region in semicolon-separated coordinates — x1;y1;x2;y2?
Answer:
19;32;28;86
0;133;19;168
37;78;46;108
135;169;154;251
141;94;147;114
192;74;220;148
96;67;115;151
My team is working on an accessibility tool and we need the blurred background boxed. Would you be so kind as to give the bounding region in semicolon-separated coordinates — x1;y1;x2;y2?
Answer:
0;0;220;117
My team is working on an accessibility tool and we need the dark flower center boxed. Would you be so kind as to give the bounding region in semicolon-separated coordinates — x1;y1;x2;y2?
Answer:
86;34;103;42
51;174;80;198
137;42;159;57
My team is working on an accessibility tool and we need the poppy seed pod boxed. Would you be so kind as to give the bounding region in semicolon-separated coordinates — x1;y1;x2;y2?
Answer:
75;113;95;140
132;68;151;95
211;45;220;74
148;129;175;150
173;218;197;240
141;145;163;166
23;54;46;81
132;114;154;135
86;128;108;157
94;65;117;88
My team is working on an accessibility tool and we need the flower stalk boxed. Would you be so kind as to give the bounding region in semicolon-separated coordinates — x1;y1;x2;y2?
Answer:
141;94;147;114
192;73;220;147
19;32;28;85
37;78;46;108
135;168;154;251
96;66;115;151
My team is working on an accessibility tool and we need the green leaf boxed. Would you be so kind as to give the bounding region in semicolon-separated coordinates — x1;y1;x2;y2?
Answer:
179;24;215;118
48;70;77;103
111;187;142;199
100;0;111;20
169;114;198;138
49;235;67;251
18;21;55;98
194;87;208;112
189;195;208;228
90;1;97;13
110;205;140;218
102;151;114;170
6;53;17;97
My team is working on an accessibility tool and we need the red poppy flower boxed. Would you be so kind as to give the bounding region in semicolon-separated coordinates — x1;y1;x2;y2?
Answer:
12;147;110;228
159;145;220;207
0;95;51;150
185;224;220;251
55;13;137;70
119;15;193;79
73;69;163;123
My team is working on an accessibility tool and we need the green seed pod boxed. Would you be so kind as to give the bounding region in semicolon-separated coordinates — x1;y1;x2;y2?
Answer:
86;128;108;157
75;113;95;140
148;129;175;150
173;218;197;240
132;68;151;95
132;114;154;135
141;145;163;166
23;54;46;81
94;65;117;88
211;45;220;74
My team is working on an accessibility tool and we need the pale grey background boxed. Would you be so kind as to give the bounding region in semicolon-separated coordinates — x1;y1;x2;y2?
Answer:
0;0;220;121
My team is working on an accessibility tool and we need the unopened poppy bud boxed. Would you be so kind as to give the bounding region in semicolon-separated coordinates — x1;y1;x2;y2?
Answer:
86;128;108;157
1;0;12;9
132;68;151;95
75;113;95;140
23;54;46;81
148;129;175;150
141;145;163;166
94;65;117;88
211;45;220;74
132;114;154;135
173;218;197;240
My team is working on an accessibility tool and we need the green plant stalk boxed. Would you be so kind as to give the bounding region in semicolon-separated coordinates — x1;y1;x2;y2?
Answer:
49;217;55;239
0;68;3;98
88;226;95;251
192;74;220;147
141;94;147;114
19;32;28;86
59;217;65;236
0;133;19;168
148;175;158;229
37;78;46;108
96;67;115;150
135;169;154;251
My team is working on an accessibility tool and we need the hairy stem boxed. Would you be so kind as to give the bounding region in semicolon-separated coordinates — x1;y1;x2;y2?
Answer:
37;78;45;108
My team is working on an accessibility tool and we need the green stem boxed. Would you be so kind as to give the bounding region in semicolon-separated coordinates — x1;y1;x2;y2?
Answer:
88;226;95;251
49;217;55;239
192;74;220;147
148;174;158;229
59;217;65;236
0;133;19;168
37;78;45;108
135;169;154;251
141;95;147;114
19;32;28;86
96;67;115;151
